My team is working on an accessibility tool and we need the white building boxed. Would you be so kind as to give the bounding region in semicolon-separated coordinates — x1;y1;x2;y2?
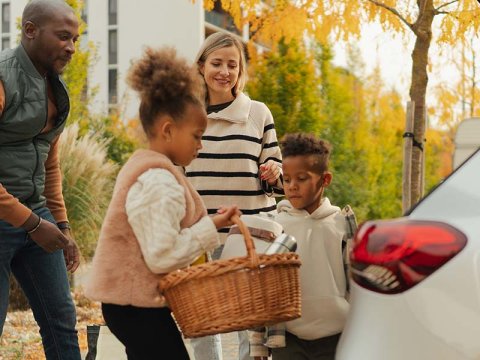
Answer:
1;0;247;119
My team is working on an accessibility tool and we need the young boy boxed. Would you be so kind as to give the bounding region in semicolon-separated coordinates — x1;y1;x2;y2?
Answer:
251;133;352;360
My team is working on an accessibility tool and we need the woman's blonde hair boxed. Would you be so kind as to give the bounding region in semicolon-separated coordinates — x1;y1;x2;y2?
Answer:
195;31;247;102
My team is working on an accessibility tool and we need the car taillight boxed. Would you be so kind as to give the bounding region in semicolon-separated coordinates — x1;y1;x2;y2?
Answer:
350;219;467;294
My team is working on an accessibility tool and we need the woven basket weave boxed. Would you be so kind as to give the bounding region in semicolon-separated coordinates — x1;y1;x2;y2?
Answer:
158;215;302;338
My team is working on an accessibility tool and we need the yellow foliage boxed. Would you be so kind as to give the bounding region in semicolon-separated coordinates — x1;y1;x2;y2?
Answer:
425;128;454;179
197;0;480;52
196;0;479;204
203;0;215;11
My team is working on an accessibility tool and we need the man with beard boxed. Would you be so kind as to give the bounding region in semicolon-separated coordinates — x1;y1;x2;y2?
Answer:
0;1;81;358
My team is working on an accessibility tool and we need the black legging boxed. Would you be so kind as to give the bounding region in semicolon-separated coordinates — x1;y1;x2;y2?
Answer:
102;303;190;360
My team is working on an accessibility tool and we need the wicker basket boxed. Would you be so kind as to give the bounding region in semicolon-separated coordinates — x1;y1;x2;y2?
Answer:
158;215;302;338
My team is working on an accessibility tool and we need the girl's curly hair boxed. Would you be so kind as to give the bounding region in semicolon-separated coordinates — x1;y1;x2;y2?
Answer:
280;133;332;173
127;47;205;137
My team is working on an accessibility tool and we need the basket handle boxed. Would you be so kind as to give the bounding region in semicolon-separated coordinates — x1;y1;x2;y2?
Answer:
231;215;260;269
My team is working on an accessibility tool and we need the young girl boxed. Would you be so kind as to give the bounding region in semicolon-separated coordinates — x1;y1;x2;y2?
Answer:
84;47;240;360
185;31;283;360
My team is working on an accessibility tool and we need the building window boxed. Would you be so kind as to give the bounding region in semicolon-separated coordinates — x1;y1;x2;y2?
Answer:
81;0;88;24
2;36;9;50
204;2;240;35
1;3;10;33
79;0;89;49
108;0;117;26
108;68;117;104
108;30;117;65
79;0;89;47
79;0;88;101
108;0;118;106
1;2;10;50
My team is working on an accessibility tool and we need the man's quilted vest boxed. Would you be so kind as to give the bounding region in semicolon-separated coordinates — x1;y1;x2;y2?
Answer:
0;45;70;211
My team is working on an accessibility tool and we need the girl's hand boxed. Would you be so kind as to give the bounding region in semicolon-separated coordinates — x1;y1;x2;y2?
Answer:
259;160;281;186
212;206;241;229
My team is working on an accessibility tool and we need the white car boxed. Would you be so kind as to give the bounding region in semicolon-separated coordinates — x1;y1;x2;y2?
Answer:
337;149;480;360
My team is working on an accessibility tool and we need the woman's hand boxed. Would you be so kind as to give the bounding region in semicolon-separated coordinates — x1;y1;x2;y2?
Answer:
212;206;242;229
259;160;281;186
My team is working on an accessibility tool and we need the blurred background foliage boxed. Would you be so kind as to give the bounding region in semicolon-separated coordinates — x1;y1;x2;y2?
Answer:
247;40;448;221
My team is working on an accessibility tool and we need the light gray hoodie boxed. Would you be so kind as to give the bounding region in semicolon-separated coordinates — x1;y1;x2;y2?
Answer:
276;198;349;340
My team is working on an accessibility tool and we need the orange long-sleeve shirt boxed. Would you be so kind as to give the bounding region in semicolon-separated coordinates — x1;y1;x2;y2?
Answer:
0;81;68;227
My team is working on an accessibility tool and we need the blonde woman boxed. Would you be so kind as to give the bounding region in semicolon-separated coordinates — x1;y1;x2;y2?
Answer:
186;31;284;360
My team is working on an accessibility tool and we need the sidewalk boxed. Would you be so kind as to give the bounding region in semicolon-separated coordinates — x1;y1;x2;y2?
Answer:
86;330;239;360
186;332;239;359
75;266;241;359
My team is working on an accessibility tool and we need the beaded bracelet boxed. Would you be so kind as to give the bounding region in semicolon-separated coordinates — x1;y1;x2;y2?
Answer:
27;217;43;234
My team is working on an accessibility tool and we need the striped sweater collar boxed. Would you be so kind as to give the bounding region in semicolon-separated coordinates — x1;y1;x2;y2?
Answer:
207;92;252;123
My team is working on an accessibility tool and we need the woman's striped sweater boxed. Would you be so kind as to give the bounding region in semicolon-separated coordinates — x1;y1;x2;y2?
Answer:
185;92;283;237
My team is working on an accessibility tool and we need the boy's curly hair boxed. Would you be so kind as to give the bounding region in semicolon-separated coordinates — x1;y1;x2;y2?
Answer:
127;47;205;137
280;133;332;173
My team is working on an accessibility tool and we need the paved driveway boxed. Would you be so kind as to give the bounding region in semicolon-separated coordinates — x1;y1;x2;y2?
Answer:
88;330;240;359
185;332;239;359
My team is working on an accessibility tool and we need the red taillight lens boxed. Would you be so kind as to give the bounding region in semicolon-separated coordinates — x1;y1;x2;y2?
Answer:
350;219;467;294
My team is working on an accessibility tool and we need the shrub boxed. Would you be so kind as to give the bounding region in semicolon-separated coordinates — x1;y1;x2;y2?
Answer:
58;124;118;259
86;114;142;166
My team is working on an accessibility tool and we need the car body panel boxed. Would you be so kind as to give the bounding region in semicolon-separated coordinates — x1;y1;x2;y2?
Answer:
337;150;480;360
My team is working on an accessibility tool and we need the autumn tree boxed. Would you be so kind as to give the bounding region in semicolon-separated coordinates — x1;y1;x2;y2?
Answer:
362;68;405;219
62;0;97;128
313;46;366;218
430;30;480;143
456;33;480;120
246;39;409;220
202;0;480;207
361;0;480;205
246;38;323;138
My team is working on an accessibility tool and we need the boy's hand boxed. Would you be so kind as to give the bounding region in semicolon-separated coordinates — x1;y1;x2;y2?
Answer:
259;160;281;186
212;206;242;229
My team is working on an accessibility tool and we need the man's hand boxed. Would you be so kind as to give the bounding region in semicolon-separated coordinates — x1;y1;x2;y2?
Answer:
60;228;81;273
22;214;81;272
23;214;68;253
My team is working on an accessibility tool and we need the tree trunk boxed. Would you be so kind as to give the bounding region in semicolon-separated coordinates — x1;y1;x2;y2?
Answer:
409;0;435;205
